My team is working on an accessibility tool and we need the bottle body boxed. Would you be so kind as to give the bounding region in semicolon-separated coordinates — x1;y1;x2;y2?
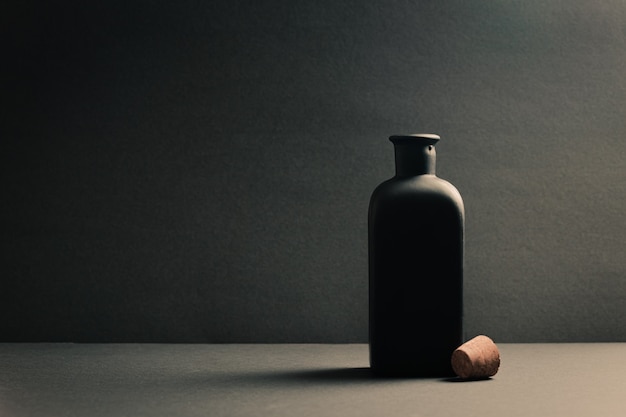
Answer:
368;134;464;377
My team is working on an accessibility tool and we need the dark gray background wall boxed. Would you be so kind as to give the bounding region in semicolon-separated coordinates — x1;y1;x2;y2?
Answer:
2;0;625;342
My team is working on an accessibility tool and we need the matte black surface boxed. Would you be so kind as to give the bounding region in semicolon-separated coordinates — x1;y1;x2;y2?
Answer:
2;1;626;342
1;343;626;417
369;136;463;376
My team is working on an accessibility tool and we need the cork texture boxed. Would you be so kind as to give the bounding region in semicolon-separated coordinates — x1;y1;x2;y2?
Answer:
451;335;500;379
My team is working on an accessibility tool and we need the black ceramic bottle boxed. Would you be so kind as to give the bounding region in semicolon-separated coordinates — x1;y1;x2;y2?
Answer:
368;134;464;377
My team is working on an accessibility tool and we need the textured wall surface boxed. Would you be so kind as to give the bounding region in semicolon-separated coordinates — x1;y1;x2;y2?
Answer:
2;0;625;342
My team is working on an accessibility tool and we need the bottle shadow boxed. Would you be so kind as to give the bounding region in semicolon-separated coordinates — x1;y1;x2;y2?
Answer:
263;367;492;385
178;367;492;389
279;367;375;383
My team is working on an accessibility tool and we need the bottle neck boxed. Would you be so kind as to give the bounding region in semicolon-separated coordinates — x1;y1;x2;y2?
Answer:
391;136;438;176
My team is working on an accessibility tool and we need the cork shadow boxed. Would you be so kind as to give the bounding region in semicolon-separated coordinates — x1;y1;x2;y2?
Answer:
440;376;494;383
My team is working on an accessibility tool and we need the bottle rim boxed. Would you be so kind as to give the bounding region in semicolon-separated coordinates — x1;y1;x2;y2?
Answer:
389;134;440;145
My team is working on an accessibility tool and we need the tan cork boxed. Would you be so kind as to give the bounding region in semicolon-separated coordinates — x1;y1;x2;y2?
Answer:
451;335;500;379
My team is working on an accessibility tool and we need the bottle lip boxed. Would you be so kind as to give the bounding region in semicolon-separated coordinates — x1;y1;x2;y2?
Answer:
389;133;440;145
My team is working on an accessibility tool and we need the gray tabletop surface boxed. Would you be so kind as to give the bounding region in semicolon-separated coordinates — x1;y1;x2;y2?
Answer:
0;343;624;416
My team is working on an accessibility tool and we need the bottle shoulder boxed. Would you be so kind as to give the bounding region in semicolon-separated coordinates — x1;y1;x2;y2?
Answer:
372;175;462;201
370;175;465;216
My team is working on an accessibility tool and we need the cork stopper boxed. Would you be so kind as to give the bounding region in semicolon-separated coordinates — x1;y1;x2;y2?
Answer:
451;335;500;379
